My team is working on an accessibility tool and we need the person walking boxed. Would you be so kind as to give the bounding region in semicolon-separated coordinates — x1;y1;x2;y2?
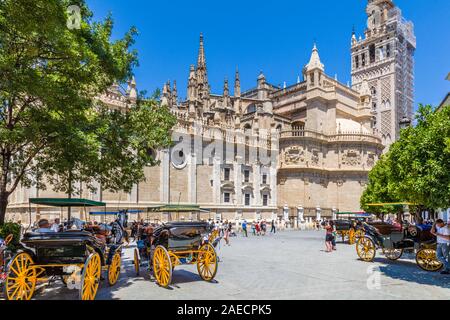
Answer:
223;220;231;246
242;220;248;237
330;220;337;251
261;221;267;236
255;222;261;236
270;220;276;234
251;222;256;236
431;219;450;275
324;222;333;253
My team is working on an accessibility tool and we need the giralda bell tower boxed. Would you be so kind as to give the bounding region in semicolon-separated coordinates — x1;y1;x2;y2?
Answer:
351;0;416;147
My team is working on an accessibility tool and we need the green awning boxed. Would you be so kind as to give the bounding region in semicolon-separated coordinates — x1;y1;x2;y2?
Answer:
29;198;106;208
147;204;209;213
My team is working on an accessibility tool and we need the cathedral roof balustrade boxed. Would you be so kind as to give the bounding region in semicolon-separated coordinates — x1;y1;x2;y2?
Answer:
279;129;382;145
270;82;307;99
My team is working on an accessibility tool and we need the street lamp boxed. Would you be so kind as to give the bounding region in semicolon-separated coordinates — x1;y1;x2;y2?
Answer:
399;116;411;130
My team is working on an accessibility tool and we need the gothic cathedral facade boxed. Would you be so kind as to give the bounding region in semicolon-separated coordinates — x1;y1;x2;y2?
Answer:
6;0;414;225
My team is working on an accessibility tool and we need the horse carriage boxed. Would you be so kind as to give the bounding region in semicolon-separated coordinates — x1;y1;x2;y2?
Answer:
3;198;125;300
356;221;443;272
334;219;365;245
133;205;219;288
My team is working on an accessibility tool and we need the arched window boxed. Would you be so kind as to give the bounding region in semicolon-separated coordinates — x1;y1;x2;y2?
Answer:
371;86;377;96
246;104;257;114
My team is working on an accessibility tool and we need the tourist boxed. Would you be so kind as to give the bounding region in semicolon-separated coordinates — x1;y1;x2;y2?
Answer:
270;220;276;234
50;218;61;232
255;222;261;236
35;219;54;233
330;220;337;251
242;220;248;237
261;221;267;236
325;222;333;253
251;222;256;236
223;220;230;245
431;219;450;275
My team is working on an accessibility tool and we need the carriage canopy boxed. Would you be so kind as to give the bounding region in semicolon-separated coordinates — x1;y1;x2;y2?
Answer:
29;198;106;207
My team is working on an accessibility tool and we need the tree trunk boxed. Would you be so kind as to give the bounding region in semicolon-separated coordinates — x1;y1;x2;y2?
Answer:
67;170;73;221
0;191;9;225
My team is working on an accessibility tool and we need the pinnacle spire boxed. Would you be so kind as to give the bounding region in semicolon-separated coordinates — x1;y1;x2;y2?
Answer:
195;33;209;96
305;43;324;72
197;33;206;68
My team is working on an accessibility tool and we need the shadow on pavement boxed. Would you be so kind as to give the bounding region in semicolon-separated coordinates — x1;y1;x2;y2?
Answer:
370;257;450;289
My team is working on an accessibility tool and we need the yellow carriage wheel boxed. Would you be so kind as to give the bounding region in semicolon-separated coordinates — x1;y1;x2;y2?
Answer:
153;246;172;288
4;252;36;300
107;252;121;286
356;237;376;262
133;248;140;276
416;248;443;272
79;253;101;300
197;243;218;281
348;229;356;245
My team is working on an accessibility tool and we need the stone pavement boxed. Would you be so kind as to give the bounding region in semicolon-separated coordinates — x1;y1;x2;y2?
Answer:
5;230;450;300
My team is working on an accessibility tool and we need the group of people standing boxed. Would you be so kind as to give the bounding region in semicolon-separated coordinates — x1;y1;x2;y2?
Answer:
209;220;232;246
241;220;276;237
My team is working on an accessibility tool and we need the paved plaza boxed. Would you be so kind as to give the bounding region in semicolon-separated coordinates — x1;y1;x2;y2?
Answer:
7;230;450;300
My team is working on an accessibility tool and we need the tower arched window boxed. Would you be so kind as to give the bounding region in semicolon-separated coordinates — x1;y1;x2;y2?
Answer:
371;86;377;96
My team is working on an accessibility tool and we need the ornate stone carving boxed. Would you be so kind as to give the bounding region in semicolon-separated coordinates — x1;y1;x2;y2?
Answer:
367;152;376;167
311;148;320;165
284;146;305;164
341;150;361;166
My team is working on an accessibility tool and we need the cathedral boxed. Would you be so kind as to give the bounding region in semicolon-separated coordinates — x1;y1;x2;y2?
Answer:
6;0;415;225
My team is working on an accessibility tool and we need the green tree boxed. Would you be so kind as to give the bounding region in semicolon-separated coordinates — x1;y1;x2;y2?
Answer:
360;154;400;219
361;105;450;219
389;105;450;211
37;96;176;207
0;0;176;224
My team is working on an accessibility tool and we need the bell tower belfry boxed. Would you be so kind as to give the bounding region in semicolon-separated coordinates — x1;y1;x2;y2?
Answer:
351;0;416;147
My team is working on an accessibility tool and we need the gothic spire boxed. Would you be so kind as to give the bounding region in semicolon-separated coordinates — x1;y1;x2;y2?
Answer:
197;33;206;68
195;33;209;96
223;78;229;97
234;68;241;98
172;80;178;105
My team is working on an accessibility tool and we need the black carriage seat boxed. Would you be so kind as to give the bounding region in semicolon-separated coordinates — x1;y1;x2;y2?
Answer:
334;220;352;231
164;222;210;229
154;222;211;251
22;231;105;249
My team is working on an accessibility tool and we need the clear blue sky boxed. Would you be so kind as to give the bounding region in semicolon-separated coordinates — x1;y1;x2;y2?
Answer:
87;0;450;109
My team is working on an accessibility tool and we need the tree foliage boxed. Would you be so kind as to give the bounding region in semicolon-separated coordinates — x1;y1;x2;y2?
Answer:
361;105;450;215
0;0;176;224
